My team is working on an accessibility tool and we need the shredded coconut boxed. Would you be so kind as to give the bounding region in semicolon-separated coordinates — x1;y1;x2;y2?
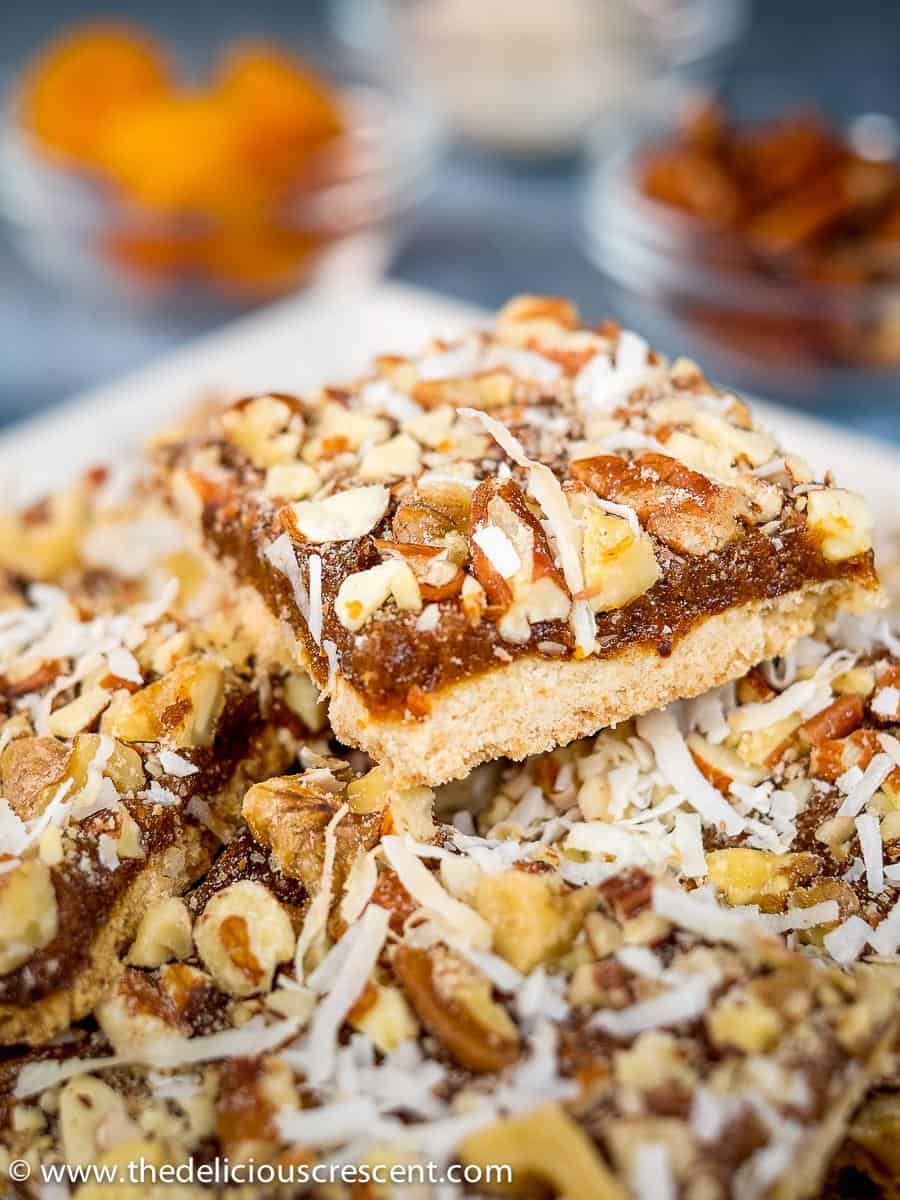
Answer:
856;813;885;895
158;749;198;778
837;754;893;817
823;915;872;964
382;835;492;949
308;553;323;646
472;525;521;579
295;804;348;981
636;710;745;836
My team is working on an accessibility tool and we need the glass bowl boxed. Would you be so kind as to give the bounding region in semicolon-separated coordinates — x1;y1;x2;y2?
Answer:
334;0;745;156
0;51;438;314
582;72;900;405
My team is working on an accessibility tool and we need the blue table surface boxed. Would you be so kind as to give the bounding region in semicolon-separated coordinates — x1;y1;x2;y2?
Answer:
2;0;900;442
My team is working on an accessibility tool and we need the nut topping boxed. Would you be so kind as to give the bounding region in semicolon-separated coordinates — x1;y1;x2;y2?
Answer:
571;452;753;557
475;870;594;973
193;880;294;997
285;484;389;544
0;736;68;820
392;944;520;1073
105;658;225;749
0;859;59;974
127;896;193;968
805;487;874;561
221;394;304;469
243;771;381;895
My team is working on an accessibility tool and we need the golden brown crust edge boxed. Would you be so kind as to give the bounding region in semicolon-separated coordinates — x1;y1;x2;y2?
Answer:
330;579;882;787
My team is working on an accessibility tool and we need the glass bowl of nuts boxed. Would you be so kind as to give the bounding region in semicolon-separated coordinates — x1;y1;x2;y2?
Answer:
583;70;900;405
0;22;438;312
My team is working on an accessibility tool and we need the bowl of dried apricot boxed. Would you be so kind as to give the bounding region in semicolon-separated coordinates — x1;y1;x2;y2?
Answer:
583;73;900;403
1;22;437;308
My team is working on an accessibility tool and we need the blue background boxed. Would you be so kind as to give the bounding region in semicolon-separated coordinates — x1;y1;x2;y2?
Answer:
2;0;899;437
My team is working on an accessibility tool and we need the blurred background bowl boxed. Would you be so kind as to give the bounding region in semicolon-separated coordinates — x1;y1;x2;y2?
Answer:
583;68;900;404
334;0;746;157
0;44;439;314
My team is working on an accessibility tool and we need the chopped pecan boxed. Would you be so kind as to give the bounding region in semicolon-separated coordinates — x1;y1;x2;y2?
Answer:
571;452;753;556
469;477;570;638
371;868;419;934
810;729;886;783
799;695;864;746
392;944;520;1073
599;868;654;921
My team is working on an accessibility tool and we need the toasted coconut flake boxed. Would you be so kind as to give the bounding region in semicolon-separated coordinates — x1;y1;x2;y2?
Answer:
869;898;900;955
593;974;712;1038
158;749;198;778
382;835;492;949
295;803;348;981
308;553;323;646
652;883;763;946
637;710;745;836
305;903;391;1084
837;753;893;817
856;813;885;895
823;915;872;964
472;525;522;580
674;812;707;879
632;1143;676;1200
264;532;310;621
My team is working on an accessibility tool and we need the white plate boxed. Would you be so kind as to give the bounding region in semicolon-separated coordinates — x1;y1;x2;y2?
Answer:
2;282;897;521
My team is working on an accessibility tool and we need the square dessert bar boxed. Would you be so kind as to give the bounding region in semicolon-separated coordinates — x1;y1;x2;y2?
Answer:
3;757;895;1200
157;295;880;785
0;484;322;1046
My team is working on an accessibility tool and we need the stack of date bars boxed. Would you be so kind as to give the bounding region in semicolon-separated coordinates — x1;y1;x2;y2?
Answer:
1;296;898;1200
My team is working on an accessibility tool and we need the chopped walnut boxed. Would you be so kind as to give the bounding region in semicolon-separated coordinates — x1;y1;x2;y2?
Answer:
243;771;381;896
475;870;595;973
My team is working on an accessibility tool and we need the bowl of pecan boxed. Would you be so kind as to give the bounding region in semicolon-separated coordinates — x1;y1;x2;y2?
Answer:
583;75;900;402
0;21;437;312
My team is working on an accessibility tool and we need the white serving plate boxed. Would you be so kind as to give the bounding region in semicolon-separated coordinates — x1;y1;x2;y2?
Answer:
2;282;897;523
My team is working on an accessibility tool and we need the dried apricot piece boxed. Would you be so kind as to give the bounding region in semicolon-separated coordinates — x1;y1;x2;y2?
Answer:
98;92;268;220
103;229;207;282
21;22;170;165
204;226;321;296
217;43;344;191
